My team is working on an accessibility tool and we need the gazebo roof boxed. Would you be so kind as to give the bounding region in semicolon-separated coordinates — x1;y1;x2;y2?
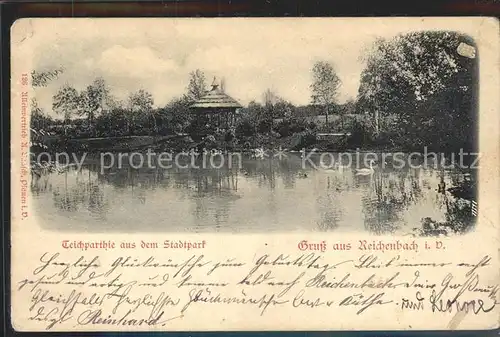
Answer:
190;82;242;109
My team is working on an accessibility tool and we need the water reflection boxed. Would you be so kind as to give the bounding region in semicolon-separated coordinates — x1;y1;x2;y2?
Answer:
30;154;477;234
48;169;109;219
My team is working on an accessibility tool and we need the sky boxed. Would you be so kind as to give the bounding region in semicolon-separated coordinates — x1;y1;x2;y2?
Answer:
12;18;480;116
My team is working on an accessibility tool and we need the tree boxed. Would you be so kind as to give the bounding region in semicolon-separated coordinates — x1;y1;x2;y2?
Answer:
94;108;129;138
357;31;477;151
187;69;207;101
52;84;79;120
342;99;356;114
78;77;111;128
159;95;193;134
127;89;156;133
31;68;64;87
31;97;44;115
31;68;65;120
261;89;279;132
260;89;296;132
31;67;64;152
335;99;356;129
262;89;279;107
128;89;154;112
310;61;341;125
273;99;295;119
30;99;50;138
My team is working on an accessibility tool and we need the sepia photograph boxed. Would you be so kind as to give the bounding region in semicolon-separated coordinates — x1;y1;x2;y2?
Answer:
25;19;479;236
9;17;499;332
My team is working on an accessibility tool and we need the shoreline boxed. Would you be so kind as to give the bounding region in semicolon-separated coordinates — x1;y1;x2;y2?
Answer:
35;135;476;156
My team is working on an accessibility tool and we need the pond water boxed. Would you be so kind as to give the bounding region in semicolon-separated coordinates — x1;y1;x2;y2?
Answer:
30;153;476;234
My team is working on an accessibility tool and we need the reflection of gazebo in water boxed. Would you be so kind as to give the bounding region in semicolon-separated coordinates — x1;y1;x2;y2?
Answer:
189;78;242;134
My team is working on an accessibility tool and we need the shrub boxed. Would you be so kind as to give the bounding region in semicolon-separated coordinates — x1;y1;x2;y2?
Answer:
274;118;309;137
235;118;255;138
347;120;374;148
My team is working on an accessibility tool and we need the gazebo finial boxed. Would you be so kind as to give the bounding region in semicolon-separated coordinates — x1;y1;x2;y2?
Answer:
211;76;218;90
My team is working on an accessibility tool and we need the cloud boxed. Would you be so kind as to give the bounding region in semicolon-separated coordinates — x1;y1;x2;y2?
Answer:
186;45;267;72
30;18;479;115
96;45;179;79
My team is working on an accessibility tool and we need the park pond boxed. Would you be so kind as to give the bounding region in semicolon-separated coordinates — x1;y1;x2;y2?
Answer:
29;153;476;235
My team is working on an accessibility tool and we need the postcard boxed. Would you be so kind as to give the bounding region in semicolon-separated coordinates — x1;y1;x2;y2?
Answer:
10;17;500;331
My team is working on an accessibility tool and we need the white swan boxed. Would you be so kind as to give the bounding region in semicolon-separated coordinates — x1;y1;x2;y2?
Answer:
355;160;376;176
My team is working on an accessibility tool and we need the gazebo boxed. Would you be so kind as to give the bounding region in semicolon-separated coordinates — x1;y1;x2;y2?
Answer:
189;79;242;132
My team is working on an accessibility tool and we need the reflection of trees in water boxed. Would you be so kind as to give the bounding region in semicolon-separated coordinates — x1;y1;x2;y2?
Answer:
31;152;478;233
96;159;242;198
100;166;164;189
190;168;239;197
241;158;277;190
49;168;109;218
361;169;425;234
239;155;307;190
359;166;476;235
192;196;231;230
31;173;52;195
178;167;238;229
424;169;476;235
98;160;241;228
189;167;240;228
316;176;344;231
87;184;107;216
277;158;299;189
